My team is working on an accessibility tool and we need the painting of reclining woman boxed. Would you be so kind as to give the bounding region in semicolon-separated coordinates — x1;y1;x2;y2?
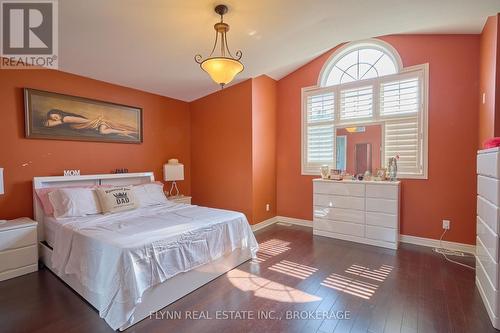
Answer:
24;88;143;143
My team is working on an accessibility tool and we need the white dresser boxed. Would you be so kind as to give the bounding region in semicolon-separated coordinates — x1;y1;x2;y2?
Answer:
476;147;500;329
0;218;38;281
313;179;400;249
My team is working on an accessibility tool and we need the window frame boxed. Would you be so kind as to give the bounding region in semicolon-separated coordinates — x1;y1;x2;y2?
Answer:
318;39;404;88
301;41;429;179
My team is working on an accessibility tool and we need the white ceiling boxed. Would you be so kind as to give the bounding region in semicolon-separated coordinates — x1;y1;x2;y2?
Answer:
59;0;500;102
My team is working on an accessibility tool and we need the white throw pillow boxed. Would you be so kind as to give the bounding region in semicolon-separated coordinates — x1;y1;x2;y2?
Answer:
48;188;102;219
133;183;169;207
95;186;138;214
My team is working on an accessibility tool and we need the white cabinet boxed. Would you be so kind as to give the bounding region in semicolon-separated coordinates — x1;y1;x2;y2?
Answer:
313;179;400;249
0;218;38;281
476;147;500;329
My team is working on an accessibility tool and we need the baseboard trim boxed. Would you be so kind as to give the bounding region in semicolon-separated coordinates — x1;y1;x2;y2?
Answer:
252;217;476;254
276;216;313;228
251;217;278;231
399;234;476;254
252;216;312;231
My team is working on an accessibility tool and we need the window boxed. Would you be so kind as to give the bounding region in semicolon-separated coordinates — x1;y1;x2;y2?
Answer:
302;39;428;179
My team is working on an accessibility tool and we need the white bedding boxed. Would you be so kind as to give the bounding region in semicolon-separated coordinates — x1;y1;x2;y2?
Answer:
44;216;59;248
50;203;258;330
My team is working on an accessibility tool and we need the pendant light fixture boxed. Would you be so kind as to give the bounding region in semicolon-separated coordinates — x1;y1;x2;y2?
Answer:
195;4;244;88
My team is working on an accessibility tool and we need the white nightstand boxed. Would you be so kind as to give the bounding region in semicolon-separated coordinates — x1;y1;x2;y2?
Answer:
168;195;192;204
0;218;38;282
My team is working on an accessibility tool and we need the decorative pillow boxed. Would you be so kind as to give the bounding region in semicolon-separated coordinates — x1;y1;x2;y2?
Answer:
133;182;169;207
48;188;102;218
96;186;138;214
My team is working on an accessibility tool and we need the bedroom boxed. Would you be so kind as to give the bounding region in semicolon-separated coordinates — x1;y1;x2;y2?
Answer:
0;0;500;332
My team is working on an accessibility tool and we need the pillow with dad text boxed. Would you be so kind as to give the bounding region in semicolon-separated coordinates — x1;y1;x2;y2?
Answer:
96;186;138;214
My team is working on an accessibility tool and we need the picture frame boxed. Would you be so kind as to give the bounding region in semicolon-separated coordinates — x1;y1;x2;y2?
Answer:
24;88;143;144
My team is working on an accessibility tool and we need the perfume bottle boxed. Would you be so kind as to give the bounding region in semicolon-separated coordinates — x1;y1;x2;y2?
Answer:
388;157;398;181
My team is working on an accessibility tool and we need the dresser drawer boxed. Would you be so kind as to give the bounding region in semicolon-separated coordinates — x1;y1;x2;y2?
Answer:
365;225;397;243
313;194;364;210
366;184;398;200
476;256;498;315
313;218;364;238
314;207;364;224
477;236;498;289
366;212;398;228
313;182;365;197
477;216;498;262
478;150;500;178
478;195;500;234
365;198;398;214
478;175;500;206
0;245;38;273
0;227;37;252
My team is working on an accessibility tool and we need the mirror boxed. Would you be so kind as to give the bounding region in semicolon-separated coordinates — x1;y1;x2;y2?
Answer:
336;124;382;175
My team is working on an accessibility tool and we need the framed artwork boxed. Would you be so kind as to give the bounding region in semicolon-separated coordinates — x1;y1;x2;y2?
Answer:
24;88;143;143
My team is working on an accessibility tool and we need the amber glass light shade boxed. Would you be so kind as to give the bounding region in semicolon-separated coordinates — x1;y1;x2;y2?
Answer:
200;57;244;86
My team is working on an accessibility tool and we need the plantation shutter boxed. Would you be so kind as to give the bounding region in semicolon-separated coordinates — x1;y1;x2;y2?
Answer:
380;77;419;116
304;90;335;170
340;86;373;120
301;62;428;178
382;76;423;175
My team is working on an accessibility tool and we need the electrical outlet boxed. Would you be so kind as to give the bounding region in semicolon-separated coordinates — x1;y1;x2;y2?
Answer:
266;204;270;212
442;219;450;230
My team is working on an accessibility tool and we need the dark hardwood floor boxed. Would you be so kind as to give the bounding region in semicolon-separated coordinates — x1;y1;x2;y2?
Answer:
0;224;496;333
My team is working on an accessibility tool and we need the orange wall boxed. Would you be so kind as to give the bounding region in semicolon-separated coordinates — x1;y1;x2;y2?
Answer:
479;14;499;147
337;126;382;175
190;76;277;225
0;69;191;220
252;76;277;223
277;35;480;244
190;80;254;221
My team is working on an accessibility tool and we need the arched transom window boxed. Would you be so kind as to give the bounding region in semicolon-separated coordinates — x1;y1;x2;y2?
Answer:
323;47;399;86
302;39;428;179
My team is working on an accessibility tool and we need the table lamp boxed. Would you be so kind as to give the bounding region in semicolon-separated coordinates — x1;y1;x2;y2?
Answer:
163;159;184;197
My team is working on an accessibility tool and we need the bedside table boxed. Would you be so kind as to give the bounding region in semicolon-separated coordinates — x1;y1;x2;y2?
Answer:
168;195;192;204
0;218;38;282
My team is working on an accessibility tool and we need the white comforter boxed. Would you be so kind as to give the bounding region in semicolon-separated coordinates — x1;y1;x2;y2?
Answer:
51;203;258;329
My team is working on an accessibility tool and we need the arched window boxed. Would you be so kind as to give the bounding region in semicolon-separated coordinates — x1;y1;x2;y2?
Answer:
320;41;401;86
302;39;428;179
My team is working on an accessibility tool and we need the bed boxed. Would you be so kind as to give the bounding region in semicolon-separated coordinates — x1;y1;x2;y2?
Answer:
34;172;258;331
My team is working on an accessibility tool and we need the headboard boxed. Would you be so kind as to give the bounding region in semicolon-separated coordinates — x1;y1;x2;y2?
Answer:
33;172;155;241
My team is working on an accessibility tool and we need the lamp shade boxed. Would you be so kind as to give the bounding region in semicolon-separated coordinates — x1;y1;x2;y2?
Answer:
0;168;4;195
200;57;244;86
163;163;184;181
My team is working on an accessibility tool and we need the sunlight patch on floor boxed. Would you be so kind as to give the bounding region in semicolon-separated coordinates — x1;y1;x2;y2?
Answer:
344;264;393;282
253;239;291;263
321;273;378;299
227;269;321;303
268;260;319;279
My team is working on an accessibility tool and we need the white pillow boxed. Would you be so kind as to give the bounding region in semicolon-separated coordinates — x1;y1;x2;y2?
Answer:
95;186;138;214
133;183;169;207
48;188;102;219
